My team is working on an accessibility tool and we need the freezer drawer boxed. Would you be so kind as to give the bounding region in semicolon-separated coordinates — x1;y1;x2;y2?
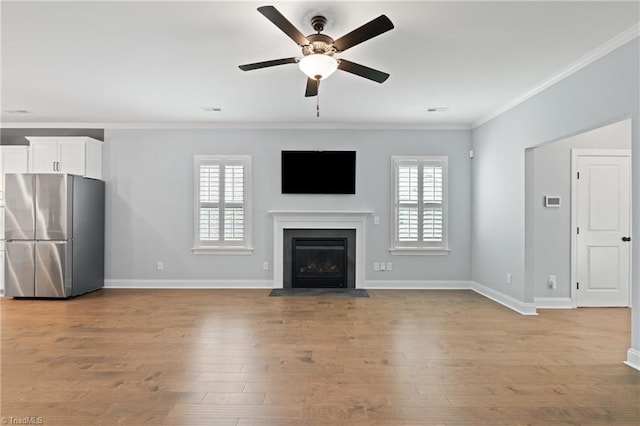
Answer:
5;241;35;297
35;241;72;298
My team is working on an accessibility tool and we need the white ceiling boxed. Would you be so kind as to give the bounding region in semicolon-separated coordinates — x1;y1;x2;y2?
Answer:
1;1;638;128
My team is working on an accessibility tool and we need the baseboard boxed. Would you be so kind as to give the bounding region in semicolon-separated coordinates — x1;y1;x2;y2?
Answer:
471;281;538;315
624;348;640;371
104;279;274;289
364;280;472;290
534;297;573;309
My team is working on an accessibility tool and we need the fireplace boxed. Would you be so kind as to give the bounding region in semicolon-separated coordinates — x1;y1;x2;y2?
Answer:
283;229;356;289
292;238;347;288
269;210;371;289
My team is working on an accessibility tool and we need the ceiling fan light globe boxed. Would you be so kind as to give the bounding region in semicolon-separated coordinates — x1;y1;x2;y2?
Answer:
299;54;338;80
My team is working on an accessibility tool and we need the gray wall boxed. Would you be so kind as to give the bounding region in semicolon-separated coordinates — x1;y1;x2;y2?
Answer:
472;39;639;356
103;128;472;283
0;128;104;145
526;119;631;300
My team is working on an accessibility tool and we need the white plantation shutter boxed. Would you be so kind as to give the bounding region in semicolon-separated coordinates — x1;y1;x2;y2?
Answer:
199;165;220;241
422;165;443;242
397;164;418;241
224;165;245;241
200;208;220;241
392;156;448;252
194;156;252;253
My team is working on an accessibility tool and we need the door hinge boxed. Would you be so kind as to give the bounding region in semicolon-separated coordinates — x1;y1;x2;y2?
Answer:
577;282;580;290
577;171;580;179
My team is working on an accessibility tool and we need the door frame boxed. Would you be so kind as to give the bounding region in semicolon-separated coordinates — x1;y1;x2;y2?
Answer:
570;149;632;308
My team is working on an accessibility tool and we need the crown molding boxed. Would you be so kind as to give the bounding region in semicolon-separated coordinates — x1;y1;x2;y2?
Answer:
472;23;640;129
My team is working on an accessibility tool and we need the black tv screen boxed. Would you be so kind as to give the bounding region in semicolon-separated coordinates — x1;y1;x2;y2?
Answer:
281;151;356;194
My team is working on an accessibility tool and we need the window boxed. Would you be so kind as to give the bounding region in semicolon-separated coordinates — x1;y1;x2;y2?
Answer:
391;156;449;255
193;155;252;255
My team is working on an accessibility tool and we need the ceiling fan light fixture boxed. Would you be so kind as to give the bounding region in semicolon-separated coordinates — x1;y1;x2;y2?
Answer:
299;54;338;80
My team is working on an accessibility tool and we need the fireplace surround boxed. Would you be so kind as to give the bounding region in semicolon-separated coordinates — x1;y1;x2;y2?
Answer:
269;211;372;289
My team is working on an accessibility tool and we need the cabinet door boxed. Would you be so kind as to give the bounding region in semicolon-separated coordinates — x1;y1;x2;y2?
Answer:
31;142;59;173
58;140;86;176
1;146;29;174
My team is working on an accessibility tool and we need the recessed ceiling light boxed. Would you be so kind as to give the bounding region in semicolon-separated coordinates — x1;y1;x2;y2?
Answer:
3;109;31;114
426;107;450;112
201;107;222;112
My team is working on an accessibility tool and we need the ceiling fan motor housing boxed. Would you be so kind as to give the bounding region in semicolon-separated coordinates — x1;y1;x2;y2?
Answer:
302;33;335;56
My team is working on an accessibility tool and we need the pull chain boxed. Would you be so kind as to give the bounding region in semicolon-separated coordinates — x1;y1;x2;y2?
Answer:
316;80;320;118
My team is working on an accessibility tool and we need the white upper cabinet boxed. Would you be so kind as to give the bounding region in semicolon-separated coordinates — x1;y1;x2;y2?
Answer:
0;145;30;205
26;137;103;180
0;146;30;174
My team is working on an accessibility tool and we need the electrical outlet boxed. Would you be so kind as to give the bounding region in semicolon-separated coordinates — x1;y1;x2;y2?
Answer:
373;262;380;271
157;261;164;271
386;262;392;271
263;261;269;271
548;275;557;289
373;216;380;225
506;273;512;285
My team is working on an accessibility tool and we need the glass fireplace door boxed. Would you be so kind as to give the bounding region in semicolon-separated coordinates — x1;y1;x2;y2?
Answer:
291;238;348;288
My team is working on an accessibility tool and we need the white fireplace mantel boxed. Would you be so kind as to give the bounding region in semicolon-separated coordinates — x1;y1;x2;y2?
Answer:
268;210;373;289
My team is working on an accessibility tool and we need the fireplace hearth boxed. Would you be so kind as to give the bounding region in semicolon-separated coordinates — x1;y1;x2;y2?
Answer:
283;229;356;289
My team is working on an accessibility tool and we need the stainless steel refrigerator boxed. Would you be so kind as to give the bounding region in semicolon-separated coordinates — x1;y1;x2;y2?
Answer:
4;174;105;298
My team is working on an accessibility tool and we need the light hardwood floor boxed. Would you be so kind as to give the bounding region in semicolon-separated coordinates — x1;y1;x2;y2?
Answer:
1;289;638;425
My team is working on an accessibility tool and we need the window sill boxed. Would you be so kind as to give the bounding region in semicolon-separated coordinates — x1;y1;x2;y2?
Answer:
192;247;254;255
389;247;451;256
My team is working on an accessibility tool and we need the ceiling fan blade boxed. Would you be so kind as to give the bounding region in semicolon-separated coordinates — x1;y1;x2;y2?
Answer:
305;78;319;97
239;57;299;71
258;5;310;47
337;59;389;83
333;15;394;52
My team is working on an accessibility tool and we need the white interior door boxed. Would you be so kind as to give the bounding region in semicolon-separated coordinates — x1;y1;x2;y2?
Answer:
574;152;631;307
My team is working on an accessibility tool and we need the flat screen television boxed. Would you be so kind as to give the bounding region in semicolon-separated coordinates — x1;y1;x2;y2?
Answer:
281;150;356;194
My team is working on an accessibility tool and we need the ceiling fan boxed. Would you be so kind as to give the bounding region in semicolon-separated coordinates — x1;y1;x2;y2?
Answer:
239;5;394;100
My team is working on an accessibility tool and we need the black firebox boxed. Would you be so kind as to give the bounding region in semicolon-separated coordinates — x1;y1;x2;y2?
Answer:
291;238;347;288
283;229;356;289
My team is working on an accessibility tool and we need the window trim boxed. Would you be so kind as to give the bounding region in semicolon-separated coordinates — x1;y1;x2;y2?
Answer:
390;155;450;256
192;155;253;255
